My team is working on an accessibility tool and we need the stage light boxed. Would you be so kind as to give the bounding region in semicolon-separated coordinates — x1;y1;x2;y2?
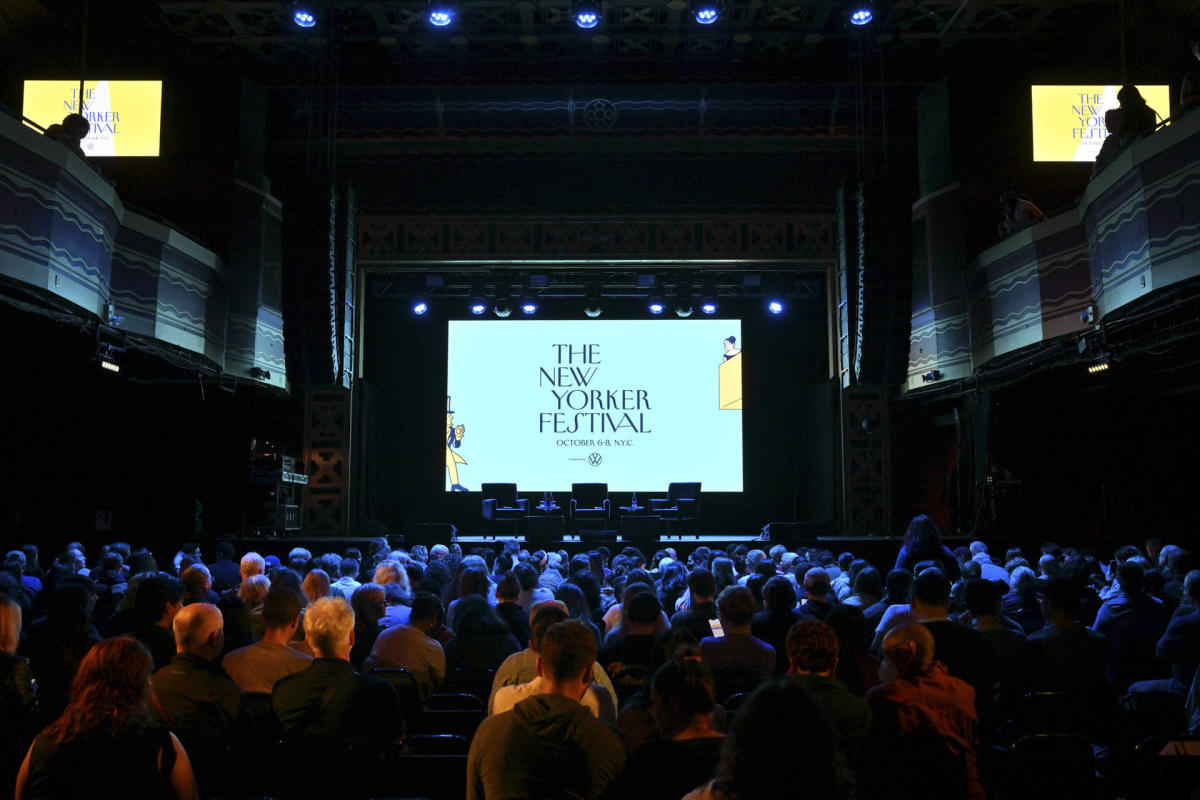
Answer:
493;301;512;318
428;0;455;27
412;301;429;316
649;300;665;315
585;283;603;318
98;346;120;373
694;2;720;24
521;302;538;315
1088;355;1110;374
701;301;717;315
574;0;600;29
849;5;873;25
767;299;784;315
292;1;317;28
470;301;487;315
675;301;694;318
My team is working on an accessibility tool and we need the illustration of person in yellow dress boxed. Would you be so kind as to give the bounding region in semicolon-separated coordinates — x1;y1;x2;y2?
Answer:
446;396;468;491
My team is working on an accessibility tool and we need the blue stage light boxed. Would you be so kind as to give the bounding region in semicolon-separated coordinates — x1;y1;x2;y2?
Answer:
695;5;719;24
850;6;872;25
293;4;317;27
522;302;538;315
649;301;665;315
428;2;454;26
767;299;784;315
574;0;600;29
701;302;717;315
412;301;428;316
470;302;487;315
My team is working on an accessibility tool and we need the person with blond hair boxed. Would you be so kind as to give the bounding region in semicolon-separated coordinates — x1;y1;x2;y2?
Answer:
16;636;199;799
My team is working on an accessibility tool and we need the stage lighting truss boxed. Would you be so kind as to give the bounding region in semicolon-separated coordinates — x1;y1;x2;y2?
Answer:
574;0;601;29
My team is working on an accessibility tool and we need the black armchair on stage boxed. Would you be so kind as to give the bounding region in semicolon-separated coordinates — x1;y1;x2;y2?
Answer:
480;483;527;536
569;483;611;534
650;481;701;534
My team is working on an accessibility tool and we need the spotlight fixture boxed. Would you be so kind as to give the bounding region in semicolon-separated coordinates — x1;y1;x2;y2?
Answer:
1087;355;1111;374
584;283;603;318
767;299;784;315
412;300;429;316
674;281;694;318
701;301;718;315
493;301;512;318
292;1;317;27
849;4;873;25
648;299;665;315
97;344;120;373
470;301;487;315
574;0;600;29
694;1;720;24
428;0;455;27
521;301;538;316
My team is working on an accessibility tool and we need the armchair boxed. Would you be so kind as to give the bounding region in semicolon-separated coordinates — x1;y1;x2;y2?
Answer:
570;483;611;531
650;482;701;533
480;483;527;536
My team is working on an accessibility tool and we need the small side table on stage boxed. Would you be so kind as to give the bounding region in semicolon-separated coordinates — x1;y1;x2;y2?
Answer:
526;493;565;545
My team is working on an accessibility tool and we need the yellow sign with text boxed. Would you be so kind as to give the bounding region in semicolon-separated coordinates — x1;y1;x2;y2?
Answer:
1032;85;1170;162
23;80;162;157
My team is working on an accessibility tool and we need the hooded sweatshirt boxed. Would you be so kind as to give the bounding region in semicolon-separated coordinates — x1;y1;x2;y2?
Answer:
467;693;627;800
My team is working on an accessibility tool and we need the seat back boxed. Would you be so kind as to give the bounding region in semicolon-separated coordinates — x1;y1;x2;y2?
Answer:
571;483;609;510
481;483;519;507
370;667;425;721
668;482;701;507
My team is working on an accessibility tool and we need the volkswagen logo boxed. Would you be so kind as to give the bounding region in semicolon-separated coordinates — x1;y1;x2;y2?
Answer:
588;452;603;466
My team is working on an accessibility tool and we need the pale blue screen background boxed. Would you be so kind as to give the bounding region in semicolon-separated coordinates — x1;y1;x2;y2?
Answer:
446;319;744;491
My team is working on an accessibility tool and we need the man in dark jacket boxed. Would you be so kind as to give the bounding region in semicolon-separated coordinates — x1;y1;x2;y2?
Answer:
468;618;627;799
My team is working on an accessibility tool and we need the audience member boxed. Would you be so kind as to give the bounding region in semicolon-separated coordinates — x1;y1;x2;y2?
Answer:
599;590;667;707
333;557;361;597
468;619;626;800
751;575;799;674
20;579;100;718
1092;108;1124;179
1092;559;1171;690
364;590;446;699
1129;568;1200;697
796;566;838;621
222;586;311;695
133;574;184;670
700;586;775;699
894;515;961;579
495;572;532;648
1028;576;1110;731
1118;84;1158;143
445;594;521;679
671;568;719;642
786;618;871;766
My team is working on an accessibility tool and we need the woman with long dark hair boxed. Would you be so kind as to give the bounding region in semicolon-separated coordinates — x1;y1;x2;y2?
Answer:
15;636;198;800
444;594;520;677
894;515;960;580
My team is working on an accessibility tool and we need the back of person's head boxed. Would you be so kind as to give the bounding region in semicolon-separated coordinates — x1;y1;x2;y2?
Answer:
853;566;883;598
1117;560;1144;593
339;558;360;579
884;568;913;601
458;566;490;599
215;541;235;561
180;564;210;598
1010;565;1037;594
711;556;735;588
350;582;385;625
304;596;355;656
239;574;271;608
881;622;936;679
512;562;538;591
1118;84;1145;106
626;589;662;626
46;636;153;744
963;579;1003;619
0;594;21;654
303;569;333;605
496;572;520;602
716;585;754;627
409;591;443;625
1040;576;1081;617
909;569;951;608
453;594;507;637
530;605;570;652
538;618;597;683
786;618;839;674
803;567;832;598
717;680;838;800
262;586;303;630
904;514;944;553
687;568;716;600
651;657;716;737
172;602;223;656
763;575;796;611
240;551;265;578
61;113;90;140
134;574;182;624
1184;569;1200;602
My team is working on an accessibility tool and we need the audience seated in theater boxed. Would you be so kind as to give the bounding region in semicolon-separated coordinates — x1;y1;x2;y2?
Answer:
604;579;670;642
132;574;184;671
222;586;311;695
1118;84;1158;143
1091;109;1124;180
751;575;800;675
272;596;405;797
332;557;361;597
448;564;491;627
599;590;667;708
684;679;842;800
796;567;838;621
786;618;871;767
895;515;961;580
364;590;446;700
149;602;246;797
19;579;100;718
207;541;240;593
556;581;605;647
1092;559;1171;691
301;568;333;608
962;578;1030;722
1002;565;1046;635
492;604;616;722
657;560;689;613
860;623;984;800
671;568;719;643
602;657;723;800
348;583;386;670
863;568;910;646
824;602;880;696
844;565;882;610
0;594;35;796
445;594;521;679
468;618;627;800
16;636;199;800
239;551;265;585
513;561;555;616
700;585;775;698
1128;568;1200;697
179;564;217;606
286;547;312;575
495;572;532;649
1028;575;1111;732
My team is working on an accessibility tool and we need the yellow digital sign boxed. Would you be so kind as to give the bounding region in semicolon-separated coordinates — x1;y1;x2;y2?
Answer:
23;80;162;157
1031;85;1170;162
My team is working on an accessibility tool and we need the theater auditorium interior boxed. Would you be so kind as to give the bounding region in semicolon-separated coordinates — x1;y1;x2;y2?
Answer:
2;0;1200;799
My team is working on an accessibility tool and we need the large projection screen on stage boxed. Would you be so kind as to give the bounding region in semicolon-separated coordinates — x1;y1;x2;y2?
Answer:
446;319;744;492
